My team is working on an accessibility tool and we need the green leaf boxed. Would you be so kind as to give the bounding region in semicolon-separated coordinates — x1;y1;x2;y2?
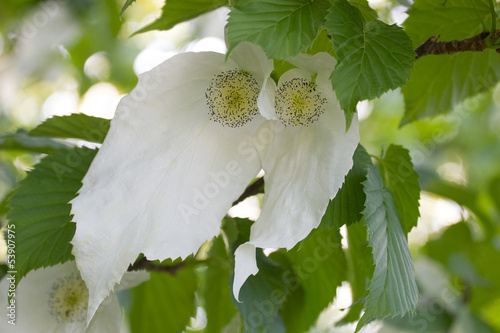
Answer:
357;166;418;331
29;114;111;144
401;0;500;124
348;0;377;22
340;221;374;324
120;0;136;18
0;130;69;154
326;0;414;122
404;0;492;48
226;0;331;59
378;144;420;235
451;309;498;333
284;228;347;333
306;28;335;56
0;264;7;281
0;191;13;218
130;269;197;333
321;144;373;229
6;147;97;280
231;251;289;333
133;0;227;35
200;237;238;333
401;51;500;124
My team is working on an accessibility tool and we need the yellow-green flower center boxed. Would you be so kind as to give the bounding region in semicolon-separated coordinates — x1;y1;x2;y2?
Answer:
48;274;89;323
275;78;327;126
206;69;260;127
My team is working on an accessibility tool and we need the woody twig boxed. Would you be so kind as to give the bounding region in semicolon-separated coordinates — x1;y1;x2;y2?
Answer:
415;31;500;60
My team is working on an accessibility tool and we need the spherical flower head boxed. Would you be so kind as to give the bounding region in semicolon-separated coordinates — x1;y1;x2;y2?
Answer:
275;77;326;126
48;274;88;323
206;69;261;127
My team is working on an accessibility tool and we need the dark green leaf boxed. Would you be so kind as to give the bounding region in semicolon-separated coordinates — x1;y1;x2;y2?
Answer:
339;221;374;324
226;0;331;59
378;144;420;234
0;130;69;154
29;114;111;144
232;251;289;333
6;147;97;280
130;268;197;333
133;0;227;35
321;144;373;229
326;0;414;124
0;264;7;281
222;216;254;254
120;0;136;18
284;228;346;333
357;166;418;331
0;191;13;218
200;237;238;333
487;175;500;213
348;0;377;22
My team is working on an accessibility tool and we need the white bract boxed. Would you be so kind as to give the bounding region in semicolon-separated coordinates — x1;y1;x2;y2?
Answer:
71;42;273;322
233;53;359;299
0;261;148;332
70;42;359;321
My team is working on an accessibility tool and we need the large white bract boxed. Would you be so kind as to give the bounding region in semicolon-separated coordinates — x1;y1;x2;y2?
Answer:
233;53;359;299
70;42;359;322
71;42;273;322
0;261;148;332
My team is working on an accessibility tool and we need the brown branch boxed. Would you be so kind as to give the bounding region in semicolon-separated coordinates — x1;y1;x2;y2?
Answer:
415;31;491;60
128;257;185;275
232;177;264;206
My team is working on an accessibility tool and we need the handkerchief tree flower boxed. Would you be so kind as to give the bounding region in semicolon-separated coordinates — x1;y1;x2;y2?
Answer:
70;42;359;322
70;42;275;321
232;52;359;299
0;261;149;332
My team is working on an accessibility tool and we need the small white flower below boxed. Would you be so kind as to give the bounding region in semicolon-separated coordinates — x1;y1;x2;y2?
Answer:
0;261;148;333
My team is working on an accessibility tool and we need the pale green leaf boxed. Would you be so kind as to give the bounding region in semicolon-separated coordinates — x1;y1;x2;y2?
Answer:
6;147;97;280
226;0;330;59
401;0;500;124
378;144;420;235
29;114;111;144
404;0;492;48
120;0;136;18
326;0;413;124
402;51;500;124
357;166;418;331
130;268;197;333
0;130;69;154
133;0;226;35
